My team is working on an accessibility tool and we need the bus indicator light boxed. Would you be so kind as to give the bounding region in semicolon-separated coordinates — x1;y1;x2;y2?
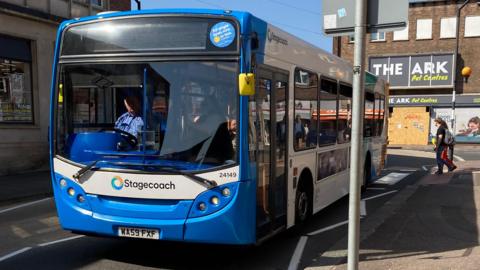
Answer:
198;202;207;211
67;188;75;197
60;179;67;187
221;188;231;197
77;195;85;203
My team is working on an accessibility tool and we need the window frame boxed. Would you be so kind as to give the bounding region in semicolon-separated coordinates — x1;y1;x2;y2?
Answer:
337;82;352;144
416;18;433;40
440;17;457;39
465;16;480;38
293;67;318;152
370;31;386;42
318;76;338;146
393;22;409;41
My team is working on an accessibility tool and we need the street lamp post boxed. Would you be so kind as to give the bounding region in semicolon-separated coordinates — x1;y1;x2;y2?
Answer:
452;0;470;150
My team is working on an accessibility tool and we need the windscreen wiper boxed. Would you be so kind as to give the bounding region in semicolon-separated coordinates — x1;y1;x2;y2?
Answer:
113;162;217;189
72;160;101;182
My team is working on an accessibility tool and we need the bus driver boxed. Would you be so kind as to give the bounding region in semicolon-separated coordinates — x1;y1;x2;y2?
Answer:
115;95;144;138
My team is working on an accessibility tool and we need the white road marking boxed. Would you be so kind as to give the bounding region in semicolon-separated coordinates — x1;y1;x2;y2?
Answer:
399;169;417;172
360;200;367;217
362;190;398;201
0;247;32;262
307;220;349;236
374;173;409;185
38;235;85;247
454;155;465;162
0;197;52;215
422;166;429;172
287;236;308;270
367;187;386;191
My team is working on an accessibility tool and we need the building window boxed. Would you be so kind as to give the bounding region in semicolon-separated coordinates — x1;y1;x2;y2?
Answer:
416;19;432;40
294;68;318;151
90;0;103;7
393;23;409;41
440;17;457;39
0;35;33;124
348;35;355;43
370;32;386;42
465;16;480;37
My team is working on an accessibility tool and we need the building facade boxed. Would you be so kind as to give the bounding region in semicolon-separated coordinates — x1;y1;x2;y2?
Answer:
0;0;131;175
333;0;480;145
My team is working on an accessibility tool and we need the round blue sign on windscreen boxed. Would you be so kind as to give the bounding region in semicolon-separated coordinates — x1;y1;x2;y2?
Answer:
210;22;235;48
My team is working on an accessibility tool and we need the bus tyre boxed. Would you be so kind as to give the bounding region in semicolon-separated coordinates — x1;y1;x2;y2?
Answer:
295;186;310;224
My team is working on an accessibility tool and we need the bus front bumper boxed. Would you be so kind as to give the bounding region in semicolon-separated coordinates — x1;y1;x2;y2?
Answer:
52;173;256;245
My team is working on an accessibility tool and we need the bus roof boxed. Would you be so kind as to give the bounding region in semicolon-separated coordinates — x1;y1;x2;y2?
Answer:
58;9;383;93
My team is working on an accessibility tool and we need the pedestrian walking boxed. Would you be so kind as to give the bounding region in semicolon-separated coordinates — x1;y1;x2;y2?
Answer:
433;118;457;174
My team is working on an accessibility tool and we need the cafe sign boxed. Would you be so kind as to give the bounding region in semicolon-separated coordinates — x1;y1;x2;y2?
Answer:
369;54;454;89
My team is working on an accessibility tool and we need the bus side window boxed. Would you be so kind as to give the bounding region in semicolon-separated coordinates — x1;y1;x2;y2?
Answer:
364;92;375;137
293;68;318;151
319;78;338;146
338;84;352;144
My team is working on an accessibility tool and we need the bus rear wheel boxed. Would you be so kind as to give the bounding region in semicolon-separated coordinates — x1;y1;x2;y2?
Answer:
295;186;311;224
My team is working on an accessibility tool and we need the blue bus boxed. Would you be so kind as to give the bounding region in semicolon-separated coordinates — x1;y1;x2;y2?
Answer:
50;9;388;245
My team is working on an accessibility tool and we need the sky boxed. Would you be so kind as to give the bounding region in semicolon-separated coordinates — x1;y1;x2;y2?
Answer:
131;0;333;52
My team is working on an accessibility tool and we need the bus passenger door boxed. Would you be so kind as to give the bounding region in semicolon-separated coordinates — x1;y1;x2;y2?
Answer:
254;67;288;239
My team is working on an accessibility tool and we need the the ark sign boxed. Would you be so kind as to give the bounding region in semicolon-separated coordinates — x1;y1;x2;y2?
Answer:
369;54;454;89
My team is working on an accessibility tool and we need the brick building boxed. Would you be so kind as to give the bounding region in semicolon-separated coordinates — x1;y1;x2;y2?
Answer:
0;0;131;175
333;0;480;145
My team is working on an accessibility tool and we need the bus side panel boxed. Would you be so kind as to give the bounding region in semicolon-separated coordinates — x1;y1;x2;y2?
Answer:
184;180;256;244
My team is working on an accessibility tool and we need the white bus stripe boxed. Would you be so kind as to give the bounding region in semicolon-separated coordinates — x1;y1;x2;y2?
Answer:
307;220;349;236
0;247;32;262
287;236;308;270
362;190;398;201
0;198;52;215
38;235;85;247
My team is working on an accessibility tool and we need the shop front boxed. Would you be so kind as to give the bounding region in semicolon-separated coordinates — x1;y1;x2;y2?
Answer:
389;95;480;145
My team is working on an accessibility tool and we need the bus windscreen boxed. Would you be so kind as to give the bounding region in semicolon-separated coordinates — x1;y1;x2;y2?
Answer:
61;17;238;56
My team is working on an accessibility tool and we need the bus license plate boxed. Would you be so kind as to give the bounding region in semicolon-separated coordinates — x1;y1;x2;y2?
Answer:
118;227;159;240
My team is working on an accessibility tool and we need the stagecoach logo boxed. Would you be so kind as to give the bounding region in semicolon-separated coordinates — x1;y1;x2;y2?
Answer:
111;176;124;190
267;29;288;46
111;176;176;191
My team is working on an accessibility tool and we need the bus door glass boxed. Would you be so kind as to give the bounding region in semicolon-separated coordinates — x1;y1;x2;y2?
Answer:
253;67;288;238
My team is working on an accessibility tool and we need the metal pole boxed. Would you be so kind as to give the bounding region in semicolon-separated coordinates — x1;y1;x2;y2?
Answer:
348;0;367;269
452;0;469;152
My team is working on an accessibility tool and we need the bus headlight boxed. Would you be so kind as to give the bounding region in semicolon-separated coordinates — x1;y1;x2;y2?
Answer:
188;182;239;218
210;196;219;205
67;188;76;197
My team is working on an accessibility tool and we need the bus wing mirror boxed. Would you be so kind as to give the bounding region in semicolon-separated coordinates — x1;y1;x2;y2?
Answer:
239;73;255;96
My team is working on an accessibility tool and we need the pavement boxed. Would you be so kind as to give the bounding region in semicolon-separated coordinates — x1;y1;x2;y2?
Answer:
0;170;52;206
306;160;480;270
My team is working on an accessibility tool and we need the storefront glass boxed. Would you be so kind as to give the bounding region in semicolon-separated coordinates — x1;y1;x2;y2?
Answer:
0;58;33;123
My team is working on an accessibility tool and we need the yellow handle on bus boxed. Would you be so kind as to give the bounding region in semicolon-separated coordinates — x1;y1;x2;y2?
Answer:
239;73;255;96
